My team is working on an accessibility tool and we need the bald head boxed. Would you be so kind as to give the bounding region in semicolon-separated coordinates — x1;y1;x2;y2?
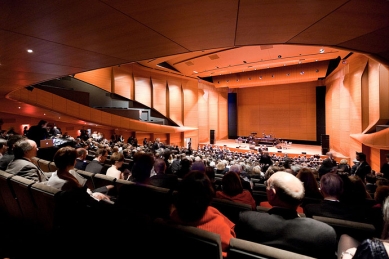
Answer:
267;171;305;208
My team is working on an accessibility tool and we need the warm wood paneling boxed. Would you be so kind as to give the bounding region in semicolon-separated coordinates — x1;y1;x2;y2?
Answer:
182;81;199;128
197;87;209;143
75;67;113;92
134;75;152;107
113;65;134;100
168;79;182;126
152;78;167;116
237;82;317;140
218;90;228;140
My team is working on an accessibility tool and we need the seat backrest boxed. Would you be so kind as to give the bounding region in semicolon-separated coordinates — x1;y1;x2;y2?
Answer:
37;159;51;172
115;183;173;219
9;175;37;226
0;170;23;220
151;217;223;259
211;198;253;224
74;169;95;190
92;173;116;189
30;182;62;233
312;215;377;240
31;156;40;168
227;237;315;259
48;161;58;172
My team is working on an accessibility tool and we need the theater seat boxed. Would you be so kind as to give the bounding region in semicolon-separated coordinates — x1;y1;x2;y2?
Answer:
227;237;315;259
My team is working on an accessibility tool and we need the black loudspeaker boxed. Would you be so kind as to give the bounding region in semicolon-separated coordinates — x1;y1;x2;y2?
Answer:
277;150;282;153
210;130;215;144
321;134;330;155
302;152;306;154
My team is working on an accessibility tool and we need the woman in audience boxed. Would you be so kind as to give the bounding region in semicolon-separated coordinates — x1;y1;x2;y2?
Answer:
106;151;125;179
296;168;323;207
170;171;236;257
338;196;389;259
216;171;256;210
337;159;351;175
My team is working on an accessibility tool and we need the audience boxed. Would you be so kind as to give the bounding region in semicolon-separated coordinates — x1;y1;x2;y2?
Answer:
170;171;236;257
74;147;89;171
106;151;125;179
0;134;24;170
216;171;256;210
128;152;155;184
296;168;323;207
354;152;372;183
235;171;337;258
149;158;178;189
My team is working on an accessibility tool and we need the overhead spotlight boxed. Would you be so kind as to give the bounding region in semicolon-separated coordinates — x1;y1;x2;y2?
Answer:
278;55;282;58
286;73;290;76
315;69;319;72
217;81;220;84
236;79;239;82
319;48;325;53
259;76;262;79
300;71;305;75
248;77;251;80
271;74;274;78
342;60;347;64
25;86;34;91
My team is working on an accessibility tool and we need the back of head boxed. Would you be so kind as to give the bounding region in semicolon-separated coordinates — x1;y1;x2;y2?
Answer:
110;151;124;164
229;164;241;174
222;171;243;196
190;161;206;172
175;171;214;223
268;171;305;208
320;173;343;198
131;152;155;182
76;148;87;159
6;135;24;154
54;146;77;170
153;158;166;174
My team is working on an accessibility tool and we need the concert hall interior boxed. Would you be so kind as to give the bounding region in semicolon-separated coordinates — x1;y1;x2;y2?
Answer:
1;1;389;172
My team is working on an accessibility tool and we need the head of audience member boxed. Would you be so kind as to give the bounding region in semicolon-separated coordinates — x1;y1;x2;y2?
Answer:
76;147;88;160
131;152;155;183
95;148;109;163
382;197;389;239
221;171;244;197
110;151;124;168
356;152;366;162
266;171;304;210
174;171;214;223
296;168;321;197
5;135;24;155
153;158;167;175
53;146;82;189
0;139;8;155
13;139;38;160
374;185;389;208
341;175;371;204
191;161;206;173
320;173;344;200
229;164;242;175
205;166;215;183
38;119;48;128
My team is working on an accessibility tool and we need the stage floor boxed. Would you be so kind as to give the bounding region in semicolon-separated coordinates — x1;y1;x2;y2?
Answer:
199;139;349;160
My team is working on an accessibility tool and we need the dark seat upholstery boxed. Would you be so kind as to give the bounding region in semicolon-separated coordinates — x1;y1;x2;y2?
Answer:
211;198;253;224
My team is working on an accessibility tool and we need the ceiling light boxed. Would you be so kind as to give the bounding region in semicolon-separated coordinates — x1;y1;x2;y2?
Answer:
286;73;290;76
300;71;305;75
259;76;262;79
248;77;251;80
193;71;198;74
271;75;274;78
319;48;325;53
27;49;33;53
278;55;282;58
342;60;347;64
315;69;319;72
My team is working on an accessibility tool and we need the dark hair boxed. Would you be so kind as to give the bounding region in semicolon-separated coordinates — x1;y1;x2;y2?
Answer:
131;152;155;183
54;146;78;170
13;139;34;159
221;171;243;197
296;168;321;198
175;171;214;223
320;173;343;198
6;135;25;154
110;152;124;163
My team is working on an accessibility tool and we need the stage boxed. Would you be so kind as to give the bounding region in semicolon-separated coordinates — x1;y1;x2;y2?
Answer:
199;139;349;161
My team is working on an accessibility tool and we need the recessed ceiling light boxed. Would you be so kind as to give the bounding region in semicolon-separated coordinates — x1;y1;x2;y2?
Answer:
27;49;33;53
300;71;305;75
259;76;262;79
319;48;325;53
193;71;198;74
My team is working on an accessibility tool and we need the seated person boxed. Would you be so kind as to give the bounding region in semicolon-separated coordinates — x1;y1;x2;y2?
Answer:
74;147;89;171
85;148;109;174
128;152;155;184
304;173;368;222
235;171;337;259
216;171;256;210
149;158;178;190
170;171;236;258
6;138;51;182
106;151;125;180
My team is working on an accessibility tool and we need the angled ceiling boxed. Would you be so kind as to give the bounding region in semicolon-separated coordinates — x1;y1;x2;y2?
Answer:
1;0;389;125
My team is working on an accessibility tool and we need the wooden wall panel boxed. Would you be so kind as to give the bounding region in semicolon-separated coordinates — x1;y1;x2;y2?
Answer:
218;90;228;140
379;64;389;118
182;81;199;128
209;89;218;139
66;99;80;118
111;114;122;128
134;75;152;107
53;95;67;114
135;132;152;144
237;82;317;141
169;132;182;147
37;90;53;110
168;80;183;126
368;60;380;127
113;65;134;100
75;67;112;92
197;87;209;143
152;78;167;116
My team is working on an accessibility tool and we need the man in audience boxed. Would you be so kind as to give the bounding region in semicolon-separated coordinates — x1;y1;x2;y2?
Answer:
6;138;51;182
303;173;367;222
235;171;337;259
149;158;178;189
0;135;24;170
85;148;109;174
354;152;372;183
26;119;49;147
75;147;89;171
0;138;7;159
